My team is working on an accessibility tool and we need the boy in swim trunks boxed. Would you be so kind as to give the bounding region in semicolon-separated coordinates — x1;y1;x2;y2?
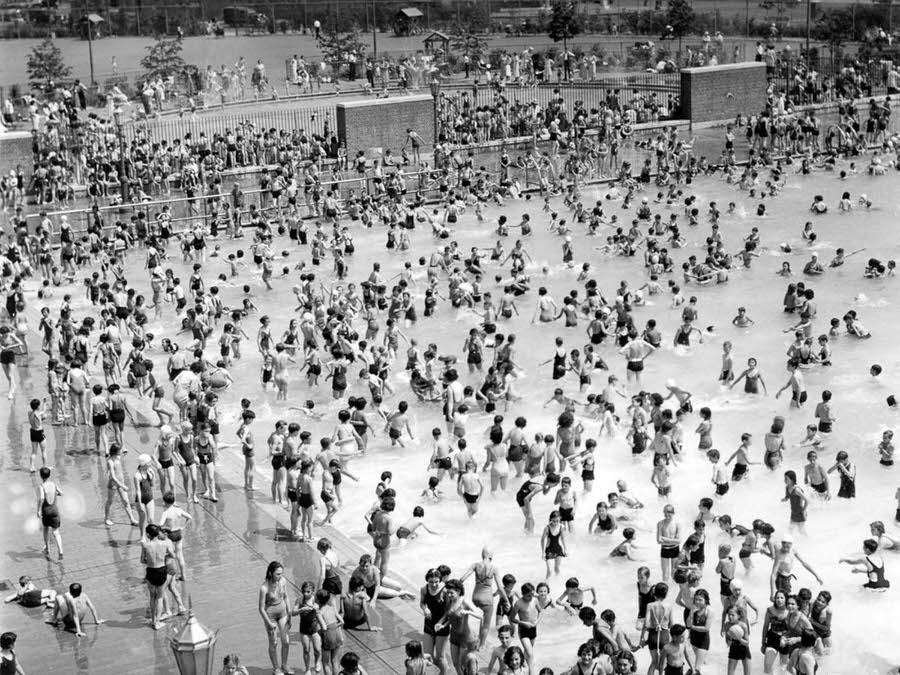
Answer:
237;410;256;491
556;577;597;614
509;583;540;664
28;398;48;473
141;524;175;630
4;575;56;608
803;451;829;499
48;583;104;637
662;624;694;675
396;506;440;541
486;625;513;675
553;477;578;532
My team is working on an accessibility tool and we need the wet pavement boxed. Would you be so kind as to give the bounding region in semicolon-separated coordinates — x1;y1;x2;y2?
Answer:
0;373;422;675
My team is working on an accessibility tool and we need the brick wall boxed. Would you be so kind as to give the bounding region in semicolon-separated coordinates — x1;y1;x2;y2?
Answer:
0;131;33;184
336;95;435;157
680;62;767;125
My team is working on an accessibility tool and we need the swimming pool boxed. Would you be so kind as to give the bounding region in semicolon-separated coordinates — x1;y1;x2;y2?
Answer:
136;164;900;673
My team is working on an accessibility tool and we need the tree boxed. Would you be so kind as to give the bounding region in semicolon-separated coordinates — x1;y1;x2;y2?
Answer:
758;0;800;25
26;38;72;92
547;1;582;80
140;34;188;80
665;0;695;64
813;8;854;50
450;22;489;63
317;25;367;72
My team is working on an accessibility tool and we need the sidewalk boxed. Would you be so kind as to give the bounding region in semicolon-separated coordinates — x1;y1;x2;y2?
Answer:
0;381;422;675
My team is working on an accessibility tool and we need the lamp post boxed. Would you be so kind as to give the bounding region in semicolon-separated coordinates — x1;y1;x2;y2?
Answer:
371;0;378;60
430;77;441;147
805;0;811;73
169;610;219;675
113;106;128;202
86;18;96;86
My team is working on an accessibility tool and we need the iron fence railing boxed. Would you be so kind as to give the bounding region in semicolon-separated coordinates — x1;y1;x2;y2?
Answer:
121;104;339;144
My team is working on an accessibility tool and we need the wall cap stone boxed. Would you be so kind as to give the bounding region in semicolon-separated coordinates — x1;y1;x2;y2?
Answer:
682;62;767;75
337;94;433;110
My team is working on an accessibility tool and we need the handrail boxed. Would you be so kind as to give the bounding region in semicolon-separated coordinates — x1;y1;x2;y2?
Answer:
23;167;438;235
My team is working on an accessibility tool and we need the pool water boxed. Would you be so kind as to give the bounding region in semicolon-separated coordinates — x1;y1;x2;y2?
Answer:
122;165;900;674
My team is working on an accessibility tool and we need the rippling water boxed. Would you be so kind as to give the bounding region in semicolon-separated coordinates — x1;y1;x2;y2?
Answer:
123;165;900;674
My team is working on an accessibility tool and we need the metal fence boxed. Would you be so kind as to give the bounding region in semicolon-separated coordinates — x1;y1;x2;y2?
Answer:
436;77;681;141
441;72;679;98
122;103;338;144
22;168;434;238
768;60;897;105
23;122;680;238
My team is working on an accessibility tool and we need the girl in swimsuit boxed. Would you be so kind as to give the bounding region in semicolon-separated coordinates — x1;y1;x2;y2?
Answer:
258;561;291;675
318;538;343;609
0;631;22;675
175;421;198;504
299;459;316;541
460;550;507;651
764;418;786;470
420;569;449;673
809;591;832;649
105;444;139;527
761;590;790;672
541;511;567;578
687;589;712;674
483;431;510;494
516;473;560;534
294;581;326;674
317;588;344;675
434;579;482;675
640;582;671;675
0;325;24;399
788;630;819;675
730;357;767;395
133;457;156;533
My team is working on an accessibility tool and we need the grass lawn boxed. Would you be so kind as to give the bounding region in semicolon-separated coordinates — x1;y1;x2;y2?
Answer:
0;0;852;90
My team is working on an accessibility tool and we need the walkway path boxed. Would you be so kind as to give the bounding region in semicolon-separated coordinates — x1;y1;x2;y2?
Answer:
0;366;422;674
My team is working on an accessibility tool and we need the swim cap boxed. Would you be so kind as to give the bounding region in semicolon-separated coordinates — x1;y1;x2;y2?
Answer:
666;379;676;388
138;453;152;466
729;579;743;590
160;425;172;436
781;534;794;544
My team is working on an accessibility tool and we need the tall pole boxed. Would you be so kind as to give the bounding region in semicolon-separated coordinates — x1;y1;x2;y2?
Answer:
745;0;749;37
114;108;128;202
805;0;810;72
371;0;377;59
87;20;96;85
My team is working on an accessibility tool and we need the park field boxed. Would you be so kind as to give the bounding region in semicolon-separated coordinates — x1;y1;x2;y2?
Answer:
0;0;866;91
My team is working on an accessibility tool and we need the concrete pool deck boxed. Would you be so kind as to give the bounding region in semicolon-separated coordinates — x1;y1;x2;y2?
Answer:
0;395;427;674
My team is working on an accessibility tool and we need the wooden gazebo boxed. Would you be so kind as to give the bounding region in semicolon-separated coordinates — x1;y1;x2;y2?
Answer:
394;7;425;36
422;30;450;57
